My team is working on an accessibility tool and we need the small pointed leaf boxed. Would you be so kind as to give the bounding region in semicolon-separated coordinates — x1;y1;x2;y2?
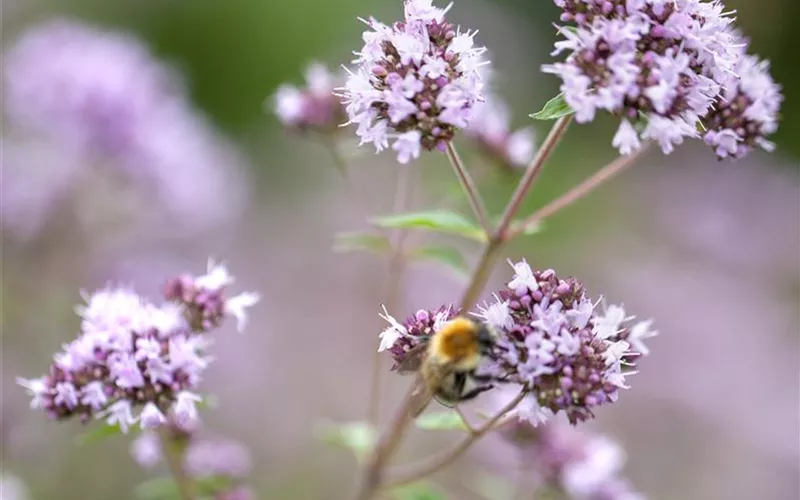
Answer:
415;411;468;431
333;232;392;254
408;245;469;279
74;423;130;446
392;483;447;500
530;93;574;121
371;211;486;242
314;420;376;461
134;477;181;500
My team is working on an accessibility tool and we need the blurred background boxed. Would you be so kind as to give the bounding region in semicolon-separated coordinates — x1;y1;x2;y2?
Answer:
1;0;798;499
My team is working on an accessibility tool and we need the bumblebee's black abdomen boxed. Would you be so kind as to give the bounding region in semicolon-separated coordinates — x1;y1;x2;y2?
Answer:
433;372;467;406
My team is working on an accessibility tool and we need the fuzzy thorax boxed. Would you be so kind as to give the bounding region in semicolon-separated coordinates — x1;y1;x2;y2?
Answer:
428;317;482;371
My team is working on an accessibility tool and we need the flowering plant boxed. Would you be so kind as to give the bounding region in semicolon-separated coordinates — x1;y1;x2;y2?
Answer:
11;0;783;498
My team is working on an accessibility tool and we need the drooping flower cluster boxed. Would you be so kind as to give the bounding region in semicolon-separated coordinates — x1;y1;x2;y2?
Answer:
17;260;259;433
271;63;346;131
340;0;489;163
2;19;249;240
493;391;644;500
465;94;536;169
474;260;657;424
545;0;746;155
132;417;254;499
378;305;458;370
702;52;783;159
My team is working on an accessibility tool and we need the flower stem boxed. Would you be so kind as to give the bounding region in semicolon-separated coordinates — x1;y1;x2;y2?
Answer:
158;427;195;500
494;115;572;240
323;137;375;217
368;165;413;426
354;381;423;500
354;117;573;500
507;142;651;240
445;141;491;233
458;116;573;311
381;388;528;489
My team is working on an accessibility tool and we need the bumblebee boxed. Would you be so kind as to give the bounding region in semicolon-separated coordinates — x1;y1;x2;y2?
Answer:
397;316;497;417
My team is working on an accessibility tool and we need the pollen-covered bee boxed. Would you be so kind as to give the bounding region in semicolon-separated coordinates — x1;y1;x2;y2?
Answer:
397;316;497;417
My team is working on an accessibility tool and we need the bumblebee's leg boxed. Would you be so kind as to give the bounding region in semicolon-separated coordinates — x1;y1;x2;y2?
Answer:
470;372;512;384
457;384;494;402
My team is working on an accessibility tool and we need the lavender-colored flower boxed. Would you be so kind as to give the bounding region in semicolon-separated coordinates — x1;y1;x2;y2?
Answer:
2;19;249;239
466;93;536;169
271;63;345;131
340;0;489;163
474;260;656;424
702;52;783;159
4;19;181;158
0;472;30;500
131;419;253;498
0;137;83;241
545;0;742;155
378;304;458;369
163;259;261;333
184;439;253;479
494;390;644;500
217;487;257;500
17;260;259;432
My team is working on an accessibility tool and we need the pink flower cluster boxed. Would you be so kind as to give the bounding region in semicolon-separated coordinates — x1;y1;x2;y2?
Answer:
17;260;259;433
546;0;782;158
340;0;489;163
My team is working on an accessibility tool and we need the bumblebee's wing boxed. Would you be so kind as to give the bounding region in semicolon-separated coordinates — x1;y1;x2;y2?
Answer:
396;342;429;375
407;373;435;418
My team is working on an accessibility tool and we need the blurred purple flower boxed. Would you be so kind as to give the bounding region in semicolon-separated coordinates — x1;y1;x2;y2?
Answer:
184;438;253;479
131;417;253;498
545;0;745;155
271;63;346;131
466;93;536;169
4;19;181;158
0;472;30;500
2;19;249;240
339;0;489;163
0;137;83;241
494;387;644;499
17;260;259;432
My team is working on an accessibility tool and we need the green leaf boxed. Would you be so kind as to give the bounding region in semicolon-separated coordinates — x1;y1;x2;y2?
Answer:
74;423;130;446
415;411;467;431
314;420;376;462
408;245;470;278
463;472;516;500
371;210;487;242
507;219;544;238
530;93;574;121
135;475;232;500
194;475;234;495
134;477;181;500
391;483;447;500
333;231;391;254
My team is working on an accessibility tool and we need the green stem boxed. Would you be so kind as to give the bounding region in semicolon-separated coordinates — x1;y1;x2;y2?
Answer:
507;143;651;239
494;115;572;240
158;427;195;500
381;388;528;489
445;141;491;233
